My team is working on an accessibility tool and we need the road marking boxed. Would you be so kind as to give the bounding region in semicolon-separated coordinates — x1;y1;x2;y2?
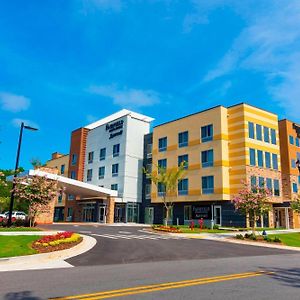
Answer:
91;234;118;240
79;231;92;234
118;231;132;234
50;270;273;300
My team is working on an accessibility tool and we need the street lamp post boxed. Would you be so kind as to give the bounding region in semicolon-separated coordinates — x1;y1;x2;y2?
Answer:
7;122;38;227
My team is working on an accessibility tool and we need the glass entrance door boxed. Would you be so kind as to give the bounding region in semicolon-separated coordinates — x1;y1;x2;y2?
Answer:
214;206;222;226
145;207;154;224
83;206;95;222
98;206;106;223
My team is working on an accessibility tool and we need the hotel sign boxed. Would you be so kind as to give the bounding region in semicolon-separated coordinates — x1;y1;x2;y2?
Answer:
192;205;212;219
293;123;300;138
106;120;124;139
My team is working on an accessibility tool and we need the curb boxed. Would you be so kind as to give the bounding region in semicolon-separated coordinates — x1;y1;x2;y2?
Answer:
0;234;97;272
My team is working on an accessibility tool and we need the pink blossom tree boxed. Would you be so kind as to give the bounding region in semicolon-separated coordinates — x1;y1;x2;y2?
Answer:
13;175;59;226
232;182;272;233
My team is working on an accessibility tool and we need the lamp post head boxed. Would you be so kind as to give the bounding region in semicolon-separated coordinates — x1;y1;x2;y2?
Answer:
24;125;38;131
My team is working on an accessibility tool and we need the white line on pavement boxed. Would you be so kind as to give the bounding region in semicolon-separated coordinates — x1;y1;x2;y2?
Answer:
91;234;118;240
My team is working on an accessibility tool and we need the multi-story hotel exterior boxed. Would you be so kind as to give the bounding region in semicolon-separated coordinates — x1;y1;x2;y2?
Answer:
147;103;283;227
64;109;154;223
278;119;300;228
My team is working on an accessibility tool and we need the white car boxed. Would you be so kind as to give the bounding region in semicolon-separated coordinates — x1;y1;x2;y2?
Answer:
4;211;27;221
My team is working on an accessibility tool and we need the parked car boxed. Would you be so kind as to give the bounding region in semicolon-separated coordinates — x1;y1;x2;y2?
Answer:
0;213;6;222
4;211;27;221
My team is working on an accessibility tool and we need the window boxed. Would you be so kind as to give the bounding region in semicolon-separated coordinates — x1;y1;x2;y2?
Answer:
58;194;63;204
292;183;298;193
178;178;188;195
112;164;119;177
87;169;93;181
68;194;74;200
88;151;94;163
292;159;296;169
201;149;214;167
272;153;278;170
158;159;167;170
250;148;256;166
289;135;294;145
271;129;276;145
145;184;151;198
100;148;106;161
145;164;152;177
113;144;120;157
158;182;166;196
274;179;280;196
256;124;262;141
259;177;265;187
266;178;272;193
71;154;77;165
297;152;300;161
178;154;188;169
257;150;264;167
296;138;300;147
263;127;270;143
60;164;65;175
251;176;257;188
201;124;213;142
202;176;214;194
111;184;118;191
70;171;76;179
146;144;153;158
248;122;255;139
298;175;300;185
67;207;73;218
178;131;189;147
158;137;167;152
265;152;271;168
184;205;192;221
98;167;105;179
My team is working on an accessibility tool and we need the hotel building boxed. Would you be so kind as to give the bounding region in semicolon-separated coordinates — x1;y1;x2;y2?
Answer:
146;103;283;227
278;119;300;228
64;109;154;223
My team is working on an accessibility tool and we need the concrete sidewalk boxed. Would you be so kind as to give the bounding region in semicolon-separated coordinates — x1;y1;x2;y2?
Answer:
0;233;97;272
52;222;151;227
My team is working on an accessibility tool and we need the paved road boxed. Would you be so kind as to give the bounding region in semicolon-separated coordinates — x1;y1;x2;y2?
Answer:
40;224;294;266
1;224;299;300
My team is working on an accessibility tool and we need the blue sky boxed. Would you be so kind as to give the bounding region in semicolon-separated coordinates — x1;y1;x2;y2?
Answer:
1;0;300;170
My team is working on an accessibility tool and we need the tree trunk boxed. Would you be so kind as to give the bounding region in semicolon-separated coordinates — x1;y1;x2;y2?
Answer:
252;212;256;234
246;212;250;228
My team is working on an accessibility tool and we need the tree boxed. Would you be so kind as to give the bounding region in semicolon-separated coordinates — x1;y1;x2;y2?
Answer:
232;182;272;233
30;158;43;169
291;193;300;213
0;168;26;212
13;175;59;226
144;162;186;226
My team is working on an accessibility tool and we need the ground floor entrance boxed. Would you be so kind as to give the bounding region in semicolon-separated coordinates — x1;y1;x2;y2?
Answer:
53;207;64;222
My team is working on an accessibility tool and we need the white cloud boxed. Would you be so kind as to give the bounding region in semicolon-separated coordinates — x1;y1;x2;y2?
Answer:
200;0;300;119
89;85;160;108
0;92;31;113
86;114;98;123
11;118;39;130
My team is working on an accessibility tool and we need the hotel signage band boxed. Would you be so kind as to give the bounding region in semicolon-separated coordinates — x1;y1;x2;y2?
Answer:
106;120;124;139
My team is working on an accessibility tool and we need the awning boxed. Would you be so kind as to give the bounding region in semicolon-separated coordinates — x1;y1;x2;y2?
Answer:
27;169;118;199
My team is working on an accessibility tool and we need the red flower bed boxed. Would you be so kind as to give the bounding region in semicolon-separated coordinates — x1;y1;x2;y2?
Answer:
36;231;73;244
153;226;182;233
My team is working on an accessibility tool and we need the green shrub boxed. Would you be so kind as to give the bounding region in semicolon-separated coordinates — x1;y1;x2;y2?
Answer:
236;234;244;240
213;224;220;230
248;233;257;240
274;236;282;243
264;236;272;242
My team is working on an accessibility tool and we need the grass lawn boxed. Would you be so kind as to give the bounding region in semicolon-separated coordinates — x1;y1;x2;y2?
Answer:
154;225;230;234
0;227;42;232
268;233;300;247
0;235;41;258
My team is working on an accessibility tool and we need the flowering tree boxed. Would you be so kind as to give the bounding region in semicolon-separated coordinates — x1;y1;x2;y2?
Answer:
232;182;272;233
144;162;186;226
13;175;59;226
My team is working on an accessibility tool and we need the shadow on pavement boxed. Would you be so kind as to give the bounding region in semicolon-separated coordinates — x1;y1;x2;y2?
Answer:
262;267;300;288
4;291;43;300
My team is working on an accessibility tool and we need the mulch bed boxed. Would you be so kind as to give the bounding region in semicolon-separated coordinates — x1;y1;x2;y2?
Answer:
31;237;83;253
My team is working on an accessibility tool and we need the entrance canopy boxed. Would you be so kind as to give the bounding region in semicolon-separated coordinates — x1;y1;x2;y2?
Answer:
28;169;118;199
